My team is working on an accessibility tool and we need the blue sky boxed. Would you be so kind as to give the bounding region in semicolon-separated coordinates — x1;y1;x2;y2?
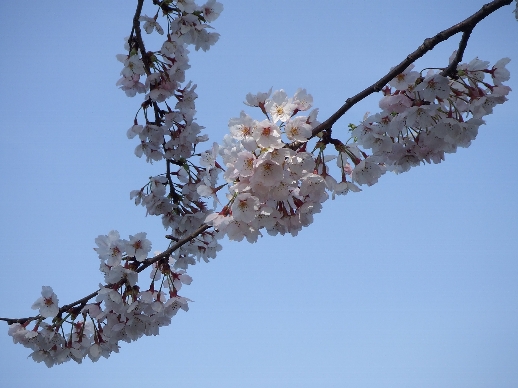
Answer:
1;1;517;387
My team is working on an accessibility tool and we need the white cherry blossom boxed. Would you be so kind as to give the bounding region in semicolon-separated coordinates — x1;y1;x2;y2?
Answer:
285;116;312;142
126;232;152;262
252;120;284;149
292;88;313;111
251;159;284;187
10;0;516;368
202;0;224;22
388;64;420;90
31;286;59;318
139;15;164;35
94;230;126;266
265;89;296;123
352;158;385;186
244;88;272;112
231;193;260;223
413;73;449;102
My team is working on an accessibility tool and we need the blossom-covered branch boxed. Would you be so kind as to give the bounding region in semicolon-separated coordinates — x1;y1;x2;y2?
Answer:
2;0;516;367
4;0;224;366
309;0;513;140
0;223;210;326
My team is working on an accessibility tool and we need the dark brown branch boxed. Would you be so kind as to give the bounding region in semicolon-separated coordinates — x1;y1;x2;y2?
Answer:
133;0;152;75
136;223;211;273
440;27;474;79
309;0;513;139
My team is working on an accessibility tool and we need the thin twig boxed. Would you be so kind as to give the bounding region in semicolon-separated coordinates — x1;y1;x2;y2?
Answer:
441;28;474;78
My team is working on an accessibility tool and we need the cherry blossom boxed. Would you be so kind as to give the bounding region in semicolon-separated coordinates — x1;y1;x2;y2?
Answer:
265;89;296;123
285;116;312;142
292;88;313;111
31;286;59;318
126;232;152;262
6;0;516;367
491;57;511;85
388;64;420;90
252;120;284;149
244;88;272;112
94;230;126;266
116;54;146;78
231;193;260;223
202;0;224;22
139;15;164;35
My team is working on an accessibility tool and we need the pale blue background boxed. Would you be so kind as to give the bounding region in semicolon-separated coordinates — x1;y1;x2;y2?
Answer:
1;1;517;387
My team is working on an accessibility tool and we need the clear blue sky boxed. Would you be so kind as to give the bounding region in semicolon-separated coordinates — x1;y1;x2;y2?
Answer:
1;1;517;387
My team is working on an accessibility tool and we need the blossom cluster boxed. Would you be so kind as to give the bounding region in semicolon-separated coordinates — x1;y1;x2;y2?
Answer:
350;55;511;183
7;0;516;367
202;88;350;239
9;231;193;367
8;0;223;367
122;0;224;268
198;55;512;240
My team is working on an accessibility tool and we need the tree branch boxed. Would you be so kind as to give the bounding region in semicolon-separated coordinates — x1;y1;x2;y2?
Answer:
132;0;152;75
309;0;513;139
440;28;474;79
1;0;513;328
0;223;212;325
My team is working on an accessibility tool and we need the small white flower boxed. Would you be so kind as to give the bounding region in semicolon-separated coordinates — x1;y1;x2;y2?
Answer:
231;193;259;223
285;116;312;142
126;232;152;262
388;64;420;90
352;158;385;186
139;15;164;35
491;57;511;85
171;270;193;291
117;54;146;77
31;286;59;318
244;88;272;110
200;142;219;171
251;159;284;187
414;73;450;102
252;120;283;149
265;90;296;123
234;150;255;177
202;0;224;22
94;230;126;266
292;88;313;111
